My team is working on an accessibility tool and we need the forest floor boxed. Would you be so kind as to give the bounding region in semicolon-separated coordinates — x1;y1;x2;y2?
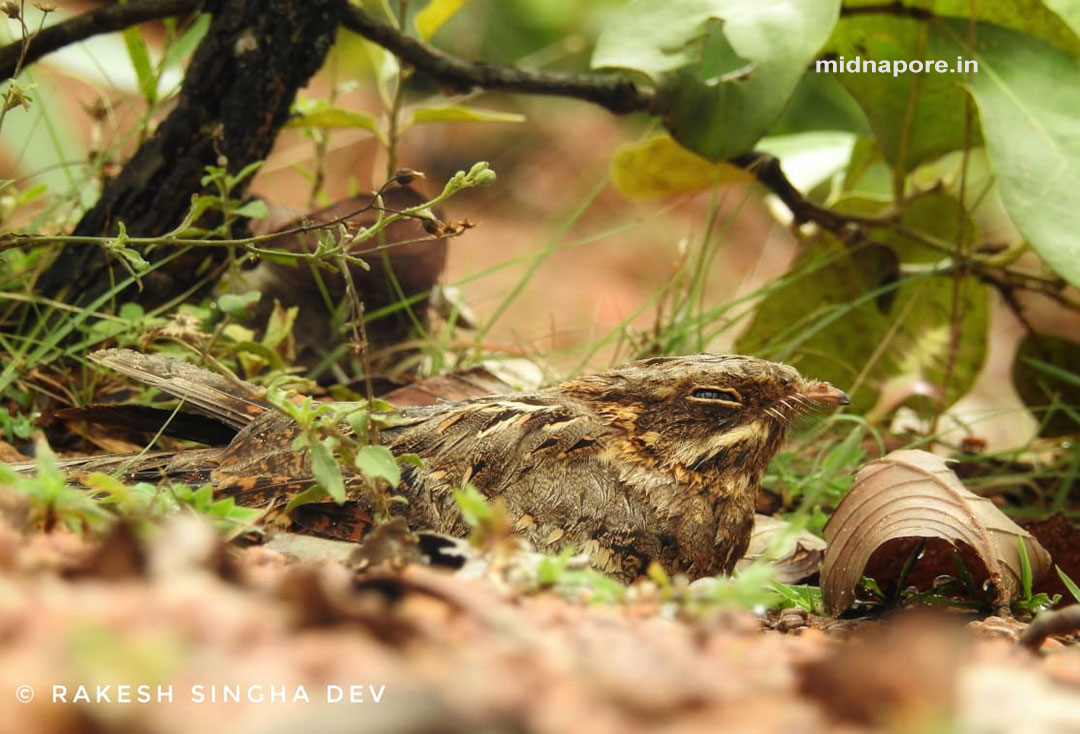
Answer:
0;506;1078;733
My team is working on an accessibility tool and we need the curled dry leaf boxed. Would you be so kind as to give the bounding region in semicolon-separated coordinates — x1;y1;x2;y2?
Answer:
821;449;1052;616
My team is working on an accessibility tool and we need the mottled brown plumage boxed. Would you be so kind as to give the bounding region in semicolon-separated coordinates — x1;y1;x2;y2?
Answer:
57;352;849;581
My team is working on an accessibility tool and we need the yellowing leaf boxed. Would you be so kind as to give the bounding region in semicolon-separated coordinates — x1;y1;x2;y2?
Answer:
611;134;747;199
410;105;525;125
415;0;471;40
821;449;1053;615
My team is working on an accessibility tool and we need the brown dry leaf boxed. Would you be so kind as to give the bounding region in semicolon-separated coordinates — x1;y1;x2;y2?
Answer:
735;514;826;583
822;449;1052;615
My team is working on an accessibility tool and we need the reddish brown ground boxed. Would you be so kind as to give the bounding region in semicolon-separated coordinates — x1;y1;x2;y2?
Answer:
0;514;1078;733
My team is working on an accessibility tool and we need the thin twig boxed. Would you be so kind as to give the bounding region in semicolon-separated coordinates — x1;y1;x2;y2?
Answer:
839;2;935;21
1018;604;1080;651
0;183;458;256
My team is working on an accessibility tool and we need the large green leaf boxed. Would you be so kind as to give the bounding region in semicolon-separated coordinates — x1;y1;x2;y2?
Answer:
885;273;989;414
735;236;896;413
948;20;1080;289
827;16;1080;287
880;192;975;264
1046;0;1080;39
830;0;1080;171
768;71;871;137
826;14;983;172
593;0;841;160
738;193;988;415
842;0;1080;56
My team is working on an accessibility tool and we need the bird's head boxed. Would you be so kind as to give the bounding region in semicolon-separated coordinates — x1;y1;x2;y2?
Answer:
565;354;849;481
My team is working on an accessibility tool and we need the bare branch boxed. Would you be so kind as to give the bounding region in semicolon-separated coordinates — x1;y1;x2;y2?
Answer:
1018;604;1080;651
840;2;935;21
0;0;201;80
732;151;894;231
339;5;654;115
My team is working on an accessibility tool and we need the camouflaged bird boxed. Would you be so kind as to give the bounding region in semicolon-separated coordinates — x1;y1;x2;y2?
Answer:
61;350;849;581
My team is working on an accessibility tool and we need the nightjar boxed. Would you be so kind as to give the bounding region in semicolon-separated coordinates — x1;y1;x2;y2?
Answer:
58;350;849;581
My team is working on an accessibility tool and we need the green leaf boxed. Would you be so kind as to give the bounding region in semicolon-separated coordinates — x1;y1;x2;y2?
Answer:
840;0;1080;56
33;434;66;494
593;0;841;160
396;452;423;469
1047;0;1080;38
310;437;346;504
883;192;974;264
118;302;145;322
829;16;1080;283
232;340;284;374
826;15;982;173
1018;536;1034;600
821;425;866;478
767;72;871;137
217;290;262;320
233;199;268;219
353;445;401;489
286;105;380;133
346;409;370;442
1012;333;1080;437
284;485;330;513
735;235;896;412
951;20;1080;289
261;301;298;352
452;483;491;528
227;160;264;190
122;26;157;103
415;0;471;40
161;13;211;71
1057;565;1080;604
410;105;525;125
887;272;990;413
610;134;748;198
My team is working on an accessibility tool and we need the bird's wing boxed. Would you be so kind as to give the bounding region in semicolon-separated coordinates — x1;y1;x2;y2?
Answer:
90;349;267;429
387;396;608;478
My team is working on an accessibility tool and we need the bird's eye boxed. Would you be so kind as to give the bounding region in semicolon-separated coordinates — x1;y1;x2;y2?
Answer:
690;387;742;404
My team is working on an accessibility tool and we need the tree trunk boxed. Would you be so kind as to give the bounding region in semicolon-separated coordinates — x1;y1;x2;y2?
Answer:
37;0;344;309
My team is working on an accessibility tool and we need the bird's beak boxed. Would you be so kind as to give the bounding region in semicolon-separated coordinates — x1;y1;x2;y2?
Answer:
800;381;851;406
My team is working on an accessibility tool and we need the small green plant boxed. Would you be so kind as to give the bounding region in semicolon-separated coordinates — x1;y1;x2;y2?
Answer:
451;482;526;563
770;581;824;614
0;434;262;538
0;436;112;533
0;404;32;443
267;388;420;520
534;548;627;604
1012;537;1061;615
689;562;786;611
